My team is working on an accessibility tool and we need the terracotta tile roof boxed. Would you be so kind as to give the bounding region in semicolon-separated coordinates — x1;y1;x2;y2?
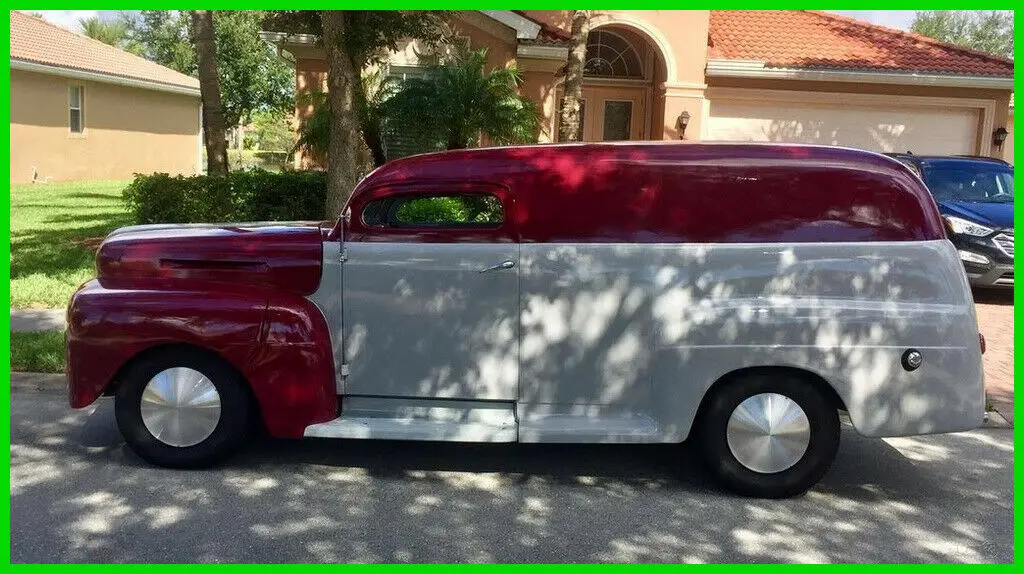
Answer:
9;10;200;91
709;10;1013;77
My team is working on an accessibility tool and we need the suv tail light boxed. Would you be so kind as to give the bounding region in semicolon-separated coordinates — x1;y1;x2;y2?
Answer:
980;333;986;354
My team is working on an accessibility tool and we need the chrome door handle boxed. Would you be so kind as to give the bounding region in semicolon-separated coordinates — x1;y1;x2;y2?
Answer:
479;260;515;273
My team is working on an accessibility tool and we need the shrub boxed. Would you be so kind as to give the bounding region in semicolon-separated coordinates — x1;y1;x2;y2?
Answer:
123;169;329;225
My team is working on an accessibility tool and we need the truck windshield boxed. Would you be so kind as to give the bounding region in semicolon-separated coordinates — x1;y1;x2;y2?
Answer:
922;164;1014;203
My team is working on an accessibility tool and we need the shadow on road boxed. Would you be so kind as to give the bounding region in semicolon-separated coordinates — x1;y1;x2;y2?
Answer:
10;395;1015;564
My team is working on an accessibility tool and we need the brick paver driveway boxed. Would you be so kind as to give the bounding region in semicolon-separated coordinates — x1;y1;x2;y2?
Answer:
974;290;1014;423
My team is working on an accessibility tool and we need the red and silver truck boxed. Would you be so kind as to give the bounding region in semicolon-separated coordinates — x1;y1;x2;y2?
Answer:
67;142;985;498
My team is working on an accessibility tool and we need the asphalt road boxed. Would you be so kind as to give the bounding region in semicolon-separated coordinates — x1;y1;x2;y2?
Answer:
10;390;1014;563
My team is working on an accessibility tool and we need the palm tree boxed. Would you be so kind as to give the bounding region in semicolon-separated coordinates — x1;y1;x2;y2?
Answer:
78;16;128;46
293;67;398;166
385;47;540;150
559;10;591;142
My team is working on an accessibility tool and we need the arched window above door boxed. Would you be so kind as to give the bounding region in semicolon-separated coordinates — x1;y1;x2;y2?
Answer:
584;30;643;79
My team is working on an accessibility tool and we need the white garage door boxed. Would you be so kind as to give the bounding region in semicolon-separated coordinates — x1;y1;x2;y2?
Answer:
707;95;980;156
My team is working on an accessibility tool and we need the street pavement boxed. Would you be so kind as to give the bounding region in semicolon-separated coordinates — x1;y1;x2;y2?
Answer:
10;390;1014;564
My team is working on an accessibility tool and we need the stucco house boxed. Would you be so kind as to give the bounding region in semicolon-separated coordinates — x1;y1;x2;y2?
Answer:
9;10;202;183
264;10;1014;165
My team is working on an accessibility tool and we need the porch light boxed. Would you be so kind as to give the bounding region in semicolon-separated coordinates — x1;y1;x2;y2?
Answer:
993;127;1009;148
677;111;691;139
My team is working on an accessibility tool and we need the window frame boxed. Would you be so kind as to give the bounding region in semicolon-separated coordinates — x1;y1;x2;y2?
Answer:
364;193;505;230
345;182;519;243
68;84;85;135
583;30;644;80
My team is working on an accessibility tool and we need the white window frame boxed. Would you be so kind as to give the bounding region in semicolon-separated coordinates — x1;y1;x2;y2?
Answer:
68;84;85;135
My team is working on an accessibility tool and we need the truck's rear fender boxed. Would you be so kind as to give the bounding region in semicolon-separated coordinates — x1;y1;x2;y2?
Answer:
647;239;984;439
67;281;337;438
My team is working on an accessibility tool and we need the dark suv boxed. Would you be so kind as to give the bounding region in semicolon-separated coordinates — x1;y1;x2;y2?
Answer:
888;154;1013;289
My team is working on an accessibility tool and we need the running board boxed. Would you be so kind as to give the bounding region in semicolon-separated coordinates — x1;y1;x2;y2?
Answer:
303;396;517;442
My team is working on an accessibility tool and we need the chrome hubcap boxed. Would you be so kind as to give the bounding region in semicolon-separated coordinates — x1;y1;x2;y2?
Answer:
140;367;221;447
726;393;811;474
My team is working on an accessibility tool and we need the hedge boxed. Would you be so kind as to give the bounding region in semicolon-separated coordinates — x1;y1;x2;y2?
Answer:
122;169;328;224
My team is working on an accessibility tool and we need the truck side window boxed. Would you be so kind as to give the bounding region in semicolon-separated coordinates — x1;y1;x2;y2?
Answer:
364;194;503;228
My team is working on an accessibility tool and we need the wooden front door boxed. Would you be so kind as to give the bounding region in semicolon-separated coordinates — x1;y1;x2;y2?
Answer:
580;85;646;142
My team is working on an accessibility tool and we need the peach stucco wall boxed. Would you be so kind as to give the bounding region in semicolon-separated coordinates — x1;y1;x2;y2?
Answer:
9;69;200;184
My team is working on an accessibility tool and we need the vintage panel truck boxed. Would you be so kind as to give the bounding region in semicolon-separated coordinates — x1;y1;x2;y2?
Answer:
67;142;985;498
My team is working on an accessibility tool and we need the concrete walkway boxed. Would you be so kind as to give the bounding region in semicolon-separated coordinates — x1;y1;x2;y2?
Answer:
9;308;65;332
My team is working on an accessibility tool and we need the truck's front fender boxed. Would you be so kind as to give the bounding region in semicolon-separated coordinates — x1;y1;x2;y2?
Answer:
66;281;337;438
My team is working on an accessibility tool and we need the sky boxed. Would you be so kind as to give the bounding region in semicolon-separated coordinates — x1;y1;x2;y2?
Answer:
830;10;917;31
29;9;919;33
29;10;123;31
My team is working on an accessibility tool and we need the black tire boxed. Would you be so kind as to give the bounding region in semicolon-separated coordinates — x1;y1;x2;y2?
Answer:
114;347;251;469
694;372;840;498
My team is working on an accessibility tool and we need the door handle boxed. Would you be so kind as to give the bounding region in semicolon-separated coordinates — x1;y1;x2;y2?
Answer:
479;260;515;273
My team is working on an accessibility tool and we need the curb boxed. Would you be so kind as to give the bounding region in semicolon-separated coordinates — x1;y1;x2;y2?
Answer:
10;372;66;393
983;409;1013;429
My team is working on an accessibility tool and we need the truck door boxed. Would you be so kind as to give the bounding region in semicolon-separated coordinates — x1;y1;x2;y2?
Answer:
340;185;520;401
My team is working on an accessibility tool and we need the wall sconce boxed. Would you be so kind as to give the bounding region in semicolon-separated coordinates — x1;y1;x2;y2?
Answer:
993;127;1009;148
677;111;691;140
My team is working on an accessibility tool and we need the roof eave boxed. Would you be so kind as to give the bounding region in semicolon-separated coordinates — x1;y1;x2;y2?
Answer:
706;59;1014;90
478;11;541;40
259;31;320;47
517;43;568;61
11;58;200;97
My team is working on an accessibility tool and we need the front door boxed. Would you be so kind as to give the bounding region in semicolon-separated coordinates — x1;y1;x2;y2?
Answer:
341;188;520;401
578;86;646;142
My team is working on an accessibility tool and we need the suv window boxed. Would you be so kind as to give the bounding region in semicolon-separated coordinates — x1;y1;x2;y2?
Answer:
363;194;503;227
922;165;1014;203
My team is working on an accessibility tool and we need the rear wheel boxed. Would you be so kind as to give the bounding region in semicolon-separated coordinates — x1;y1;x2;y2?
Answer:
115;348;251;469
695;372;840;498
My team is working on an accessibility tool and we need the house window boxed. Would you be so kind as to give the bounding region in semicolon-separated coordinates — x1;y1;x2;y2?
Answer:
584;30;643;79
68;85;84;133
381;65;443;160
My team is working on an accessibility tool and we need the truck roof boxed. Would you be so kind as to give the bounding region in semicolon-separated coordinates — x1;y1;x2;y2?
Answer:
357;142;915;190
338;142;945;244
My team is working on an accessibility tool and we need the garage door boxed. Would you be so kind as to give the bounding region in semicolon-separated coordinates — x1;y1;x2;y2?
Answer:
707;97;980;156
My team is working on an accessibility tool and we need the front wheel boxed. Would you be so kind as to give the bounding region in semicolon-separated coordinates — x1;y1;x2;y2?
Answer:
694;372;840;498
114;348;251;469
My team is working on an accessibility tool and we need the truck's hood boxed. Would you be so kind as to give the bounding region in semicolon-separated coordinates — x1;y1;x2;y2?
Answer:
939;200;1014;230
96;223;325;295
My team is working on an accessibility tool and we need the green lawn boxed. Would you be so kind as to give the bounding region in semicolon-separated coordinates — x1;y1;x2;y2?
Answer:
10;180;132;309
10;331;66;373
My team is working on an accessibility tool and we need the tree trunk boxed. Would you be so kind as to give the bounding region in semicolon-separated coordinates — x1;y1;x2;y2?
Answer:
320;11;365;218
558;10;590;143
190;10;228;176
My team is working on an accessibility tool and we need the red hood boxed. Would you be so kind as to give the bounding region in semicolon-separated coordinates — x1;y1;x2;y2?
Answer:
96;223;325;296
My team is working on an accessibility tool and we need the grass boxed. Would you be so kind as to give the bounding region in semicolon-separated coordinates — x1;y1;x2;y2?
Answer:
10;180;133;309
10;331;66;373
